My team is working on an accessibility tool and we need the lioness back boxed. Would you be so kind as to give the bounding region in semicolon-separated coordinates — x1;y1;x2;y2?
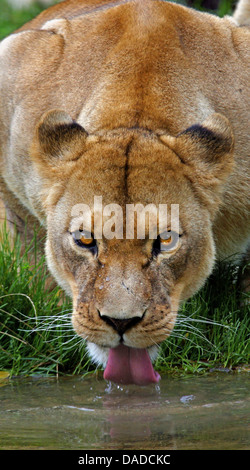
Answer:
0;0;249;384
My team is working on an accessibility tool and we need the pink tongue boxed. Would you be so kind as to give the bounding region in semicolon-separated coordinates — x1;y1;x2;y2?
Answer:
103;344;161;385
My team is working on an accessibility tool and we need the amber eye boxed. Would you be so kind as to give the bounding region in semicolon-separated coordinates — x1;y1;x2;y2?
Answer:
152;231;180;256
78;232;94;245
159;233;172;246
72;230;97;253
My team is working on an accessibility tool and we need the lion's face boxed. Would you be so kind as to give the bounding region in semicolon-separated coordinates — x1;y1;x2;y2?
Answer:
31;110;233;384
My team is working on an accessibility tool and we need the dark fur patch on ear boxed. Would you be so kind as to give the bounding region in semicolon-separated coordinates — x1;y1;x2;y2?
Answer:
38;121;87;158
181;124;232;162
182;124;218;142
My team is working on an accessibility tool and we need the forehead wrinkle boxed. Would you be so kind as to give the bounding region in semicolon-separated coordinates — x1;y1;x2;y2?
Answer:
63;133;191;213
123;136;134;203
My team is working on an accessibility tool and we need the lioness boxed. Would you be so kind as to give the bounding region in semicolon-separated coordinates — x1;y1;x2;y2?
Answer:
0;0;249;385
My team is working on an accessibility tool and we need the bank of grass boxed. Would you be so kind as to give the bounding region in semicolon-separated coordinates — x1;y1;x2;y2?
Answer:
0;223;249;377
0;1;45;40
0;223;92;376
155;263;249;375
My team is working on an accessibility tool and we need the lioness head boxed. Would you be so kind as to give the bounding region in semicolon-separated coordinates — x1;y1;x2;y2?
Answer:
31;110;234;385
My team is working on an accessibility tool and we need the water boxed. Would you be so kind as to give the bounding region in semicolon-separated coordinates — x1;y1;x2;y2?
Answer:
0;373;249;450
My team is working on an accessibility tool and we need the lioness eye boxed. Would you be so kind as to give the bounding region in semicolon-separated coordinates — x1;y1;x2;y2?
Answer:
72;230;97;253
152;231;179;256
160;233;172;247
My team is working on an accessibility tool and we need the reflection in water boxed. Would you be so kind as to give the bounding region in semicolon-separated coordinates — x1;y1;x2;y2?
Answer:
0;373;249;449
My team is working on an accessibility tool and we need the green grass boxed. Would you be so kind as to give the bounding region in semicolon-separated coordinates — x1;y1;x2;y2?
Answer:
0;223;92;376
0;0;248;377
156;264;249;375
0;0;48;39
0;222;249;377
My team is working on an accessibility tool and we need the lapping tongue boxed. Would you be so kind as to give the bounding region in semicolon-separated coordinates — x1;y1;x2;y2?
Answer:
103;344;161;385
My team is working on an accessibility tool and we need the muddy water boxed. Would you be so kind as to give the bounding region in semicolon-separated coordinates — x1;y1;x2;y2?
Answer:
0;373;249;450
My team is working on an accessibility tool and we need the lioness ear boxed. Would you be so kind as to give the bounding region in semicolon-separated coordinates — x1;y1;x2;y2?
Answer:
31;109;88;165
160;113;234;214
160;113;234;181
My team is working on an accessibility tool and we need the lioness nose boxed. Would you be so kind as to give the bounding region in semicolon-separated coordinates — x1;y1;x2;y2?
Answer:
100;315;142;336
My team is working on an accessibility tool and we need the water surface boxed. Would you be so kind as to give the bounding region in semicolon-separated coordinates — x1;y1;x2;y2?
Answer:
0;373;249;450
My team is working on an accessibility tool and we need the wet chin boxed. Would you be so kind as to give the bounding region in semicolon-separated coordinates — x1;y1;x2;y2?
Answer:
87;342;159;367
87;342;110;366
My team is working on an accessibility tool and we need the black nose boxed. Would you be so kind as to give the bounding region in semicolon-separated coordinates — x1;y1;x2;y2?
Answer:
100;315;142;336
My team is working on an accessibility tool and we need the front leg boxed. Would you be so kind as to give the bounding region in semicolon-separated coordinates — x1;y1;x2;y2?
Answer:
0;177;46;258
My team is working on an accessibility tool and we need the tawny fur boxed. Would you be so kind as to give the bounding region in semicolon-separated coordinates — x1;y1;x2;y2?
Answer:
0;0;249;366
